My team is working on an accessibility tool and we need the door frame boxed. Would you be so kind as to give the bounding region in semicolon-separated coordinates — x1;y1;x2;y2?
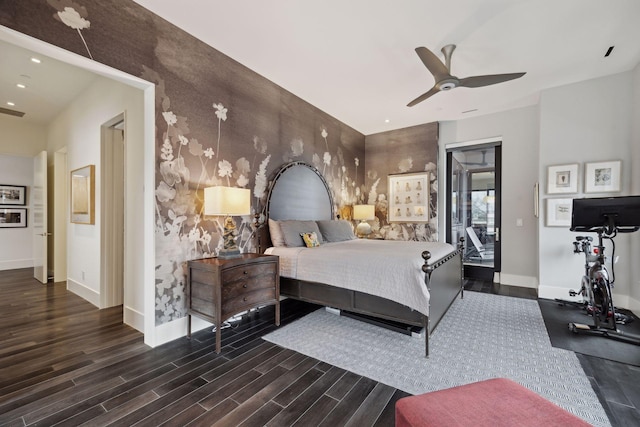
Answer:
100;113;126;309
446;141;502;279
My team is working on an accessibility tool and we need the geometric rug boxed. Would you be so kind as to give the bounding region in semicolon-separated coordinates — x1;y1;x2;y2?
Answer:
264;292;610;427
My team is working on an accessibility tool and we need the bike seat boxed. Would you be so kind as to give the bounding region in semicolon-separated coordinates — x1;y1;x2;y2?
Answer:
575;236;593;242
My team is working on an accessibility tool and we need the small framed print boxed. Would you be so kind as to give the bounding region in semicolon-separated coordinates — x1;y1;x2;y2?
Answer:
546;198;573;227
0;208;27;228
584;160;621;193
547;164;578;194
0;184;26;205
388;172;429;223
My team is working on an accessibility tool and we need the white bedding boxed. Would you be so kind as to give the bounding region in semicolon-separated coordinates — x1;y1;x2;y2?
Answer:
265;239;456;316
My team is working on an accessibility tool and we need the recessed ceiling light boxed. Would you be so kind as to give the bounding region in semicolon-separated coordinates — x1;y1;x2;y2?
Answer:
7;101;15;106
16;83;26;89
384;119;390;123
31;57;41;64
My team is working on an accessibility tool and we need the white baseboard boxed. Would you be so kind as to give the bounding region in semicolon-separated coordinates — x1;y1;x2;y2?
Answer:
150;315;213;347
497;273;538;289
124;306;145;333
0;259;33;271
67;278;100;307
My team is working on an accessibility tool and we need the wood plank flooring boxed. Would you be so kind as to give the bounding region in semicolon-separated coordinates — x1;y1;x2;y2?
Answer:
0;269;408;426
2;269;634;426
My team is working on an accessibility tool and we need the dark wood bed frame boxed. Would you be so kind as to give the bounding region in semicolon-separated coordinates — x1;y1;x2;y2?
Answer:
259;161;464;356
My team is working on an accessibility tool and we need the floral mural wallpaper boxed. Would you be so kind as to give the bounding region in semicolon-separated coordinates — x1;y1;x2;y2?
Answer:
1;0;439;327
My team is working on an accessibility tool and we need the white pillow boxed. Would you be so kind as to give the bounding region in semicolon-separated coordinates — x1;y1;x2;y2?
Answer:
268;218;286;247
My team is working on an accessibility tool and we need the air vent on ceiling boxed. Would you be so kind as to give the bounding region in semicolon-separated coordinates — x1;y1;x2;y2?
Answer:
605;46;614;57
0;107;25;117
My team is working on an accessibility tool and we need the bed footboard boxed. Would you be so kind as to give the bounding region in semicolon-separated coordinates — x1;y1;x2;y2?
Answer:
421;238;465;355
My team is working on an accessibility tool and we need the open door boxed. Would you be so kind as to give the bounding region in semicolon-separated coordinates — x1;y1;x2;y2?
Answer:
33;150;48;283
446;144;501;281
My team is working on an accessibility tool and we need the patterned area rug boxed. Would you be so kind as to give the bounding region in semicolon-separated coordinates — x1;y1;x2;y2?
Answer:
264;292;610;427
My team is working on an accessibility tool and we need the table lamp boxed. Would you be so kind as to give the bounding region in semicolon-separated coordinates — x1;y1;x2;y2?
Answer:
353;204;375;238
204;186;251;258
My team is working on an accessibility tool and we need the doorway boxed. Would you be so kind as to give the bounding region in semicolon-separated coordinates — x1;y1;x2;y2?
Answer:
446;144;502;281
100;114;125;308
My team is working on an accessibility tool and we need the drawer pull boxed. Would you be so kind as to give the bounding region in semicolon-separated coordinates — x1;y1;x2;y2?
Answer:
243;270;248;275
243;284;247;288
243;297;248;302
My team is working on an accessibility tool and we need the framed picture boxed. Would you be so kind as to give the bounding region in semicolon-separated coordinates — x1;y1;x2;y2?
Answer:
388;172;429;223
584;160;621;193
546;198;573;227
0;184;26;205
0;208;27;228
70;165;95;224
546;164;578;194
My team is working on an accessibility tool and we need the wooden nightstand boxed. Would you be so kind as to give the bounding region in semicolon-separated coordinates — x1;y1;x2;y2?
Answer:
186;253;280;353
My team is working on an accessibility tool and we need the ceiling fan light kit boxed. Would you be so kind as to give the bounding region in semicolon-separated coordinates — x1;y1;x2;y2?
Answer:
407;44;526;107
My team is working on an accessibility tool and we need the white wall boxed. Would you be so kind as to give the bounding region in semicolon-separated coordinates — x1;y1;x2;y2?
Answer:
538;71;634;304
0;116;46;156
0;154;34;270
46;75;146;331
440;106;540;288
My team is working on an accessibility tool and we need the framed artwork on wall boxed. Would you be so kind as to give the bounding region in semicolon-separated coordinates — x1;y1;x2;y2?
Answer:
70;165;95;224
0;184;26;205
388;172;430;223
584;160;621;193
546;198;573;227
546;163;578;194
0;208;27;228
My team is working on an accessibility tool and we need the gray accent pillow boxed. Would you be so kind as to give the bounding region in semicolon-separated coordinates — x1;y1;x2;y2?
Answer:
316;220;356;242
268;218;286;247
279;220;324;247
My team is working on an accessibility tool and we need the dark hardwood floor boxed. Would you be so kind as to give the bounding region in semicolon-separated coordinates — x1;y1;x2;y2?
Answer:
0;268;408;426
2;269;636;426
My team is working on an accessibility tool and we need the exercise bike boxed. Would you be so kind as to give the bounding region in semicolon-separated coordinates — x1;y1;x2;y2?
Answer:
557;235;632;325
567;196;640;345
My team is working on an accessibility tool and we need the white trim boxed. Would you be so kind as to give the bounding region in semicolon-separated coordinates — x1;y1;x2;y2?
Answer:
153;315;214;347
67;278;100;307
0;259;33;270
498;273;538;289
445;136;502;150
124;306;145;333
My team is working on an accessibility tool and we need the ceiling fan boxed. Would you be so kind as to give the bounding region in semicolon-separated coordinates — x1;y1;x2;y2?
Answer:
407;44;526;107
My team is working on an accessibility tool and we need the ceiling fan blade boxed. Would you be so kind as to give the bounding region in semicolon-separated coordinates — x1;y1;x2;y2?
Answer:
414;47;450;81
407;86;440;107
458;72;526;88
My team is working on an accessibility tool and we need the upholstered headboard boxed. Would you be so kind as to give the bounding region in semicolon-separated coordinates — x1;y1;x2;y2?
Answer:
258;161;335;251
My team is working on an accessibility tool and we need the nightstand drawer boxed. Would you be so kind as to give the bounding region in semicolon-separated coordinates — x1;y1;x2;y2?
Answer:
222;262;276;283
221;262;277;299
222;288;277;318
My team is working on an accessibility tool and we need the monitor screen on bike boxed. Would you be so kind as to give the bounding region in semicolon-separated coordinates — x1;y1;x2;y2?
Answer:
571;195;640;233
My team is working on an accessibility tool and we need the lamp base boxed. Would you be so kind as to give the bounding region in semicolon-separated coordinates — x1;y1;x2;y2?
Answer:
356;220;372;238
217;247;241;259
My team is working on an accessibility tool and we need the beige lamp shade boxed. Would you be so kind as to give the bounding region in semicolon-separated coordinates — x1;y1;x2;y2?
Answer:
204;186;251;216
353;204;375;220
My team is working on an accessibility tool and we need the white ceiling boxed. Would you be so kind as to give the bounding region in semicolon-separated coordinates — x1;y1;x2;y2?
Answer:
0;39;97;125
132;0;640;135
2;0;640;135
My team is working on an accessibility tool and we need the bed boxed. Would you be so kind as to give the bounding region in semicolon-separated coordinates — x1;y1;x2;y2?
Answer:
259;161;464;356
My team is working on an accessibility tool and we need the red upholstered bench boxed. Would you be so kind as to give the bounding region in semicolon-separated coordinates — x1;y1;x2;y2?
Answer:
395;378;592;427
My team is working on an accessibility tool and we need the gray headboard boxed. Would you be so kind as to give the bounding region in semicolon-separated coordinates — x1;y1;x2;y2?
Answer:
266;161;334;221
259;161;334;251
